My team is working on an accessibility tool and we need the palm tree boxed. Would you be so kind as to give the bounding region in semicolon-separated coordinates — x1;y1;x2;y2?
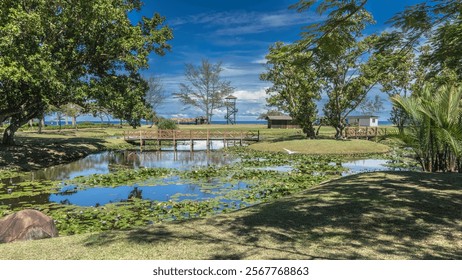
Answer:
392;84;462;172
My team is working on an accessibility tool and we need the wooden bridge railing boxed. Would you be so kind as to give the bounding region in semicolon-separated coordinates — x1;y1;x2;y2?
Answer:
123;129;260;150
123;129;259;141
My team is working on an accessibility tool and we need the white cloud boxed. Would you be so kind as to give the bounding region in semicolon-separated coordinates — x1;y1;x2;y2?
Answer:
233;88;267;101
170;9;323;36
252;57;267;64
170;113;189;118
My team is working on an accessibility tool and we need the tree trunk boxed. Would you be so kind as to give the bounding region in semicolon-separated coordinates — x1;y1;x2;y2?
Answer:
2;125;17;145
303;126;316;139
334;121;346;139
38;115;45;134
72;116;77;129
316;124;323;136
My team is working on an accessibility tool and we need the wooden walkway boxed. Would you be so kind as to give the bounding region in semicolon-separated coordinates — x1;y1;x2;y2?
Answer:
123;129;260;150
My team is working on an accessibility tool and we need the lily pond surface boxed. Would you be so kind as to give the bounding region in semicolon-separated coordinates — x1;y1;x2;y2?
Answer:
0;146;407;235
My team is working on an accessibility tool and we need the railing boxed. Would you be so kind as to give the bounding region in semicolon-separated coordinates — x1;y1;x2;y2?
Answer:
344;127;394;139
124;130;259;141
123;129;259;150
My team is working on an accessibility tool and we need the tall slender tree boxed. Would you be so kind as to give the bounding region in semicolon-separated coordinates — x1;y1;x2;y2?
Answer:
174;59;234;123
289;0;378;138
261;42;321;138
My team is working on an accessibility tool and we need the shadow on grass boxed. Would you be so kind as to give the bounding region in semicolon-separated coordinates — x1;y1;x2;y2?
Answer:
0;135;107;171
82;171;462;259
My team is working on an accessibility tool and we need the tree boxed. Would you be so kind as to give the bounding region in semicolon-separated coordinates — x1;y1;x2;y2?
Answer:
367;37;417;133
387;0;462;78
0;0;173;145
392;82;462;172
358;94;384;116
145;76;166;127
95;74;152;128
87;102;112;126
145;76;167;112
260;42;321;138
61;103;84;129
174;59;234;123
291;0;378;138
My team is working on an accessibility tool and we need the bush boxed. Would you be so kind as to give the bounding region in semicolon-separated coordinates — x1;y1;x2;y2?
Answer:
157;119;178;130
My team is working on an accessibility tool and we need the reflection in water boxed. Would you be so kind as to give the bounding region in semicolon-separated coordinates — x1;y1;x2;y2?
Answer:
15;150;238;182
341;159;389;175
1;150;403;210
49;181;249;207
0;192;53;209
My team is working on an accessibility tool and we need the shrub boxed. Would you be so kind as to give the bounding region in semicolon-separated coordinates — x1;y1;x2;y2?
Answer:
157;119;178;130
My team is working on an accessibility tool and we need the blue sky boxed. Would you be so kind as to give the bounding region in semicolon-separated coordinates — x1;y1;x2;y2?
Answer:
131;0;424;122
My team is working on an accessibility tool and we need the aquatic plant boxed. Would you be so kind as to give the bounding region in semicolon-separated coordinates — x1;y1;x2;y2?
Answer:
0;147;356;236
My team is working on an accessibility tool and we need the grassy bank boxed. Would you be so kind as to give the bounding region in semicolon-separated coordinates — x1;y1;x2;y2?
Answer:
249;139;391;155
1;171;460;260
0;128;131;172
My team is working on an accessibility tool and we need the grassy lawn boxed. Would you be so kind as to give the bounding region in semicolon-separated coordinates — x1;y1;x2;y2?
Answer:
0;128;132;171
249;139;391;155
1;171;460;260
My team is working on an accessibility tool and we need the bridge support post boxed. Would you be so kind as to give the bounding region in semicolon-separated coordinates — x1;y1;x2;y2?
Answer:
206;129;210;152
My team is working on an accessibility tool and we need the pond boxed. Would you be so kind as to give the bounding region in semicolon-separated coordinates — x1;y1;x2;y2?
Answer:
0;147;405;235
29;149;238;180
2;150;393;207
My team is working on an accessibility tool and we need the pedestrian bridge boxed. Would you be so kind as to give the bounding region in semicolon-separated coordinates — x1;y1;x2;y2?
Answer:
123;129;260;150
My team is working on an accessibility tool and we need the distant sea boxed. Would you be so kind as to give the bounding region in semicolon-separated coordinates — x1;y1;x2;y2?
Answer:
43;119;392;126
44;120;267;126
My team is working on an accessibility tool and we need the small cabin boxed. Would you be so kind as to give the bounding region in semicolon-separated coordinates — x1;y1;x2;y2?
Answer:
266;115;299;129
346;115;379;127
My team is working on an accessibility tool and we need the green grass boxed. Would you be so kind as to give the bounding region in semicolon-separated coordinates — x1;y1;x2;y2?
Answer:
249;139;391;155
1;171;460;260
0;128;132;171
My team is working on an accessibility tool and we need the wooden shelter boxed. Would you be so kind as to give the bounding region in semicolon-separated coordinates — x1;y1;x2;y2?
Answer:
346;115;379;127
265;115;299;129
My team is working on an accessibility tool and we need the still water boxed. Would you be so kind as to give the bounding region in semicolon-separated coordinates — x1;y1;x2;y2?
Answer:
1;148;395;208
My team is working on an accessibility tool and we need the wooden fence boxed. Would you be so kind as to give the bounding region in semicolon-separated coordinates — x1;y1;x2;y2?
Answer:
344;127;398;139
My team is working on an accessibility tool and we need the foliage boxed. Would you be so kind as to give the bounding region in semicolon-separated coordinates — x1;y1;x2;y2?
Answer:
174;59;234;123
0;146;348;235
272;0;379;139
388;0;462;78
156;118;178;130
370;32;426;133
261;42;320;138
93;74;153;128
358;94;384;115
0;0;173;145
392;83;462;172
60;103;84;129
144;76;166;126
70;168;173;187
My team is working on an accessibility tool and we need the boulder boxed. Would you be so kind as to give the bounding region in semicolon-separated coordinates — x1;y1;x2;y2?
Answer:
0;209;58;243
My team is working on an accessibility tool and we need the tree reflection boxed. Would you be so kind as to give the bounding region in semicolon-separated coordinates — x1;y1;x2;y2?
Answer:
128;187;143;200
